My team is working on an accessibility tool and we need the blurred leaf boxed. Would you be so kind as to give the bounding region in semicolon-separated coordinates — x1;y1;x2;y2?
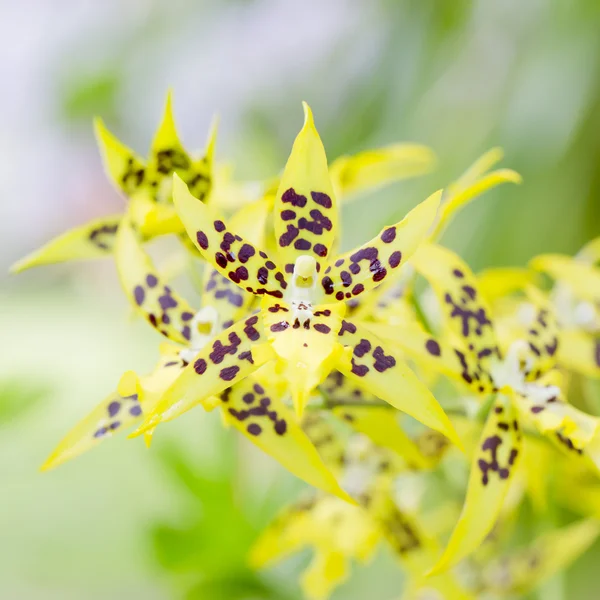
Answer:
0;377;48;423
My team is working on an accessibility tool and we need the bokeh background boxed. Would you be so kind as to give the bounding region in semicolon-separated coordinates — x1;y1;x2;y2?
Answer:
2;1;600;598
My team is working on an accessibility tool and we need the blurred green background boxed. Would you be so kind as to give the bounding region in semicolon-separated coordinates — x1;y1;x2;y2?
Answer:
2;1;600;598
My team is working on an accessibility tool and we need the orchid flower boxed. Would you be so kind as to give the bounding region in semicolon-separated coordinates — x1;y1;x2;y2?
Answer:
365;243;600;573
133;103;460;454
42;219;351;501
530;243;600;378
252;430;470;600
12;92;216;273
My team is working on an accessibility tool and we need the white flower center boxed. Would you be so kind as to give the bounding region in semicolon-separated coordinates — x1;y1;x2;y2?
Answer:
288;255;319;326
489;339;559;403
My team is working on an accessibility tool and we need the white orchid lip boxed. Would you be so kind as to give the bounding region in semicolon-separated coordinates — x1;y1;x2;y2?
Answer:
490;340;559;404
179;305;220;363
287;255;319;327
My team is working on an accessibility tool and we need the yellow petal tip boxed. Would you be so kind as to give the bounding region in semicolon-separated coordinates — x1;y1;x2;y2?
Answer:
302;101;315;130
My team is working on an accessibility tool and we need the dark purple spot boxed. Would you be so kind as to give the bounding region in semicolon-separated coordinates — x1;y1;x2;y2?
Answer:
425;339;441;356
313;243;328;257
194;358;207;374
134;286;145;306
129;405;142;417
108;401;121;417
294;238;311;251
311;191;332;208
220;366;240;381
281;210;296;221
381;227;396;243
389;251;402;268
238;244;255;263
247;423;262;436
196;231;209;249
146;274;158;288
214;220;226;232
314;323;331;334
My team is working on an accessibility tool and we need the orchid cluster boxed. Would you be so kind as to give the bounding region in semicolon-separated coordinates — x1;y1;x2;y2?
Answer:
14;94;600;600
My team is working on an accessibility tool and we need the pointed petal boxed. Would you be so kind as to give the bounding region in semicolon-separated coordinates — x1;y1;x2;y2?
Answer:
262;298;345;416
477;267;540;302
430;147;522;240
128;193;183;238
530;253;600;303
302;551;349;600
335;319;461;447
330;143;436;202
134;315;276;433
273;103;337;272
199;198;270;326
519;286;560;380
94;118;147;196
428;398;522;574
41;370;142;471
363;321;473;388
221;377;352;501
173;174;288;297
411;243;499;391
10;215;122;273
577;236;600;264
321;190;441;302
557;329;600;377
115;219;197;344
515;390;599;452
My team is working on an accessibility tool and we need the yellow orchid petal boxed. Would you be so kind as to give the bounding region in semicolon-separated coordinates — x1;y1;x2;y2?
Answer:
134;315;276;434
577;236;600;264
273;103;337;273
173;174;288;298
483;519;600;596
363;321;473;388
530;253;600;303
429;397;522;574
301;551;348;600
332;405;432;469
321;190;442;302
430;147;522;241
128;193;182;237
94;118;146;196
115;219;197;345
10;215;122;273
558;328;600;377
477;267;539;302
520;286;560;380
41;370;142;471
199;199;270;326
521;436;551;513
221;377;351;501
515;391;599;452
262;298;345;416
330;143;437;202
411;243;499;393
336;319;461;447
302;412;347;473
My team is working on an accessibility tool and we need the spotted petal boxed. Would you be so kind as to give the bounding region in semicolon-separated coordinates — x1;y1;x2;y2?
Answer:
41;370;142;471
321;190;441;303
94;118;146;196
428;397;522;574
364;321;479;390
335;319;461;447
514;390;599;453
411;243;499;392
134;314;276;433
222;377;352;501
10;215;122;273
273;103;338;273
173;174;288;298
430;148;522;240
115;219;196;344
330;143;436;203
262;298;345;416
